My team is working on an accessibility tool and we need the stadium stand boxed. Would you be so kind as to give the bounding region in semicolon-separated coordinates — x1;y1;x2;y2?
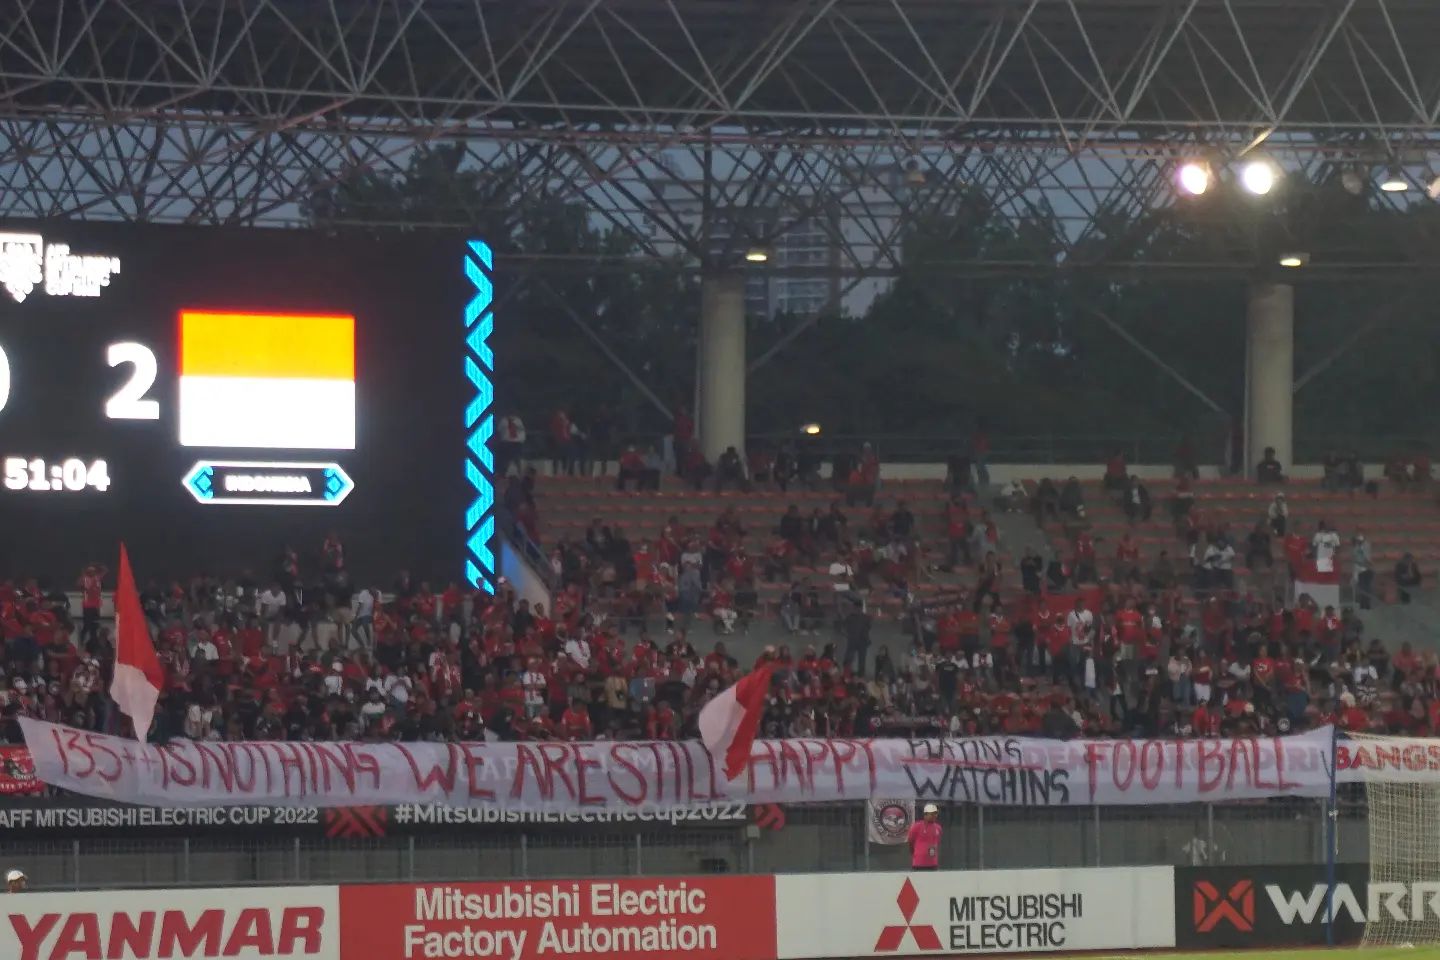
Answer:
530;473;995;624
2;457;1436;754
1038;474;1440;600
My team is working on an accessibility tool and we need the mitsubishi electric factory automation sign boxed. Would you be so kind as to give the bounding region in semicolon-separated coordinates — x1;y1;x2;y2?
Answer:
774;867;1177;957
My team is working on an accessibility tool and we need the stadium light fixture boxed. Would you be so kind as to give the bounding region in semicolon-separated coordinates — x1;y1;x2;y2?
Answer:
800;422;822;436
1340;167;1365;196
744;246;770;263
1427;175;1440;201
1239;159;1279;195
1278;252;1309;268
1175;161;1211;196
1380;166;1409;192
904;159;927;187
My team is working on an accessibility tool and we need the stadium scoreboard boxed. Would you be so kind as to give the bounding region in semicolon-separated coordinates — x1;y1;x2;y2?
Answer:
0;223;496;588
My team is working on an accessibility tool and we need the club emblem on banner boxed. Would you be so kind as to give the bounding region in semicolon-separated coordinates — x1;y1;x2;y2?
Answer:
867;799;914;845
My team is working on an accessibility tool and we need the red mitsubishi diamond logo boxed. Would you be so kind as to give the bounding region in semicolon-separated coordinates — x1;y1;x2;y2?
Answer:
874;878;943;952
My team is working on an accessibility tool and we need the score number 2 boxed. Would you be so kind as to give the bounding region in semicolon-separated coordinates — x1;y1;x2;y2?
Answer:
105;342;160;419
0;342;159;419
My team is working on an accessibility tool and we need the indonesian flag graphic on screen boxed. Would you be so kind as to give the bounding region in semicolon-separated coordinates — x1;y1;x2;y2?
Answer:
178;310;356;449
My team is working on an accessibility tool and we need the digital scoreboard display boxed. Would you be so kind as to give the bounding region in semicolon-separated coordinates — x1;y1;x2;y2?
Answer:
0;223;495;588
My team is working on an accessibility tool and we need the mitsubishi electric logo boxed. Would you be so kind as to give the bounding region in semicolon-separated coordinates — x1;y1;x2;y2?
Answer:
0;231;120;302
875;879;942;952
873;880;1081;952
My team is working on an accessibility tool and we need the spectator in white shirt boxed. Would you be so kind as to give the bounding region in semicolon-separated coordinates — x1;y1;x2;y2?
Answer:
1267;492;1288;536
323;662;345;698
563;634;591;671
184;702;214;740
1203;538;1236;590
349;588;376;648
521;659;548;718
1066;599;1094;647
258;584;286;645
360;689;387;725
189;633;218;663
382;671;412;706
497;413;526;478
1312;521;1341;573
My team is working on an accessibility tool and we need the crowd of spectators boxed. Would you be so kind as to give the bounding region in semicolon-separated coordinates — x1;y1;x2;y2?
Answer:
0;473;1433;752
0;537;740;745
0;425;1436;749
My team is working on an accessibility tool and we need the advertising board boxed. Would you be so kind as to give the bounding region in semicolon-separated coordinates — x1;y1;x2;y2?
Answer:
775;866;1176;957
338;877;776;960
1;886;341;960
1175;864;1440;948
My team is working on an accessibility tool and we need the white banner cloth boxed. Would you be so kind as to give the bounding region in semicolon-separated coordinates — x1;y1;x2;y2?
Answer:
19;719;1439;811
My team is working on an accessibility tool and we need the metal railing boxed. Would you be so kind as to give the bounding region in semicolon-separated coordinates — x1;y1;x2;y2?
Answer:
0;798;1361;891
743;433;1226;466
496;501;558;592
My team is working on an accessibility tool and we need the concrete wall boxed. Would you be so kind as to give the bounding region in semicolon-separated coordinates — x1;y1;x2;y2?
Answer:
499;536;552;609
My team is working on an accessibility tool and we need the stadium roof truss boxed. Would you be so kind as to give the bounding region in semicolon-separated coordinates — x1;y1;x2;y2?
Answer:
2;0;1440;272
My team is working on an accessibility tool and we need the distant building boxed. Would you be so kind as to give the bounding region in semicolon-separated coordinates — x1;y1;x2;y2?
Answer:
640;166;912;319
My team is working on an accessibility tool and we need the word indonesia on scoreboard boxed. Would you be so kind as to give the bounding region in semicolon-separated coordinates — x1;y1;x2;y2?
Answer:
0;226;499;592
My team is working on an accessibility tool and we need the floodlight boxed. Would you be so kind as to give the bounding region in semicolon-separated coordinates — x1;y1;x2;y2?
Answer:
1380;166;1409;192
1176;161;1211;196
1239;159;1278;195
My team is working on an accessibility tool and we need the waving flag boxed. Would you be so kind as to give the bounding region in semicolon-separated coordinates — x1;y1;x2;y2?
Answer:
109;544;165;741
698;661;775;781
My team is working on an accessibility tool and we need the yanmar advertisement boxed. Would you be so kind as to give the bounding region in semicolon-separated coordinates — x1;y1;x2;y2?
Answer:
1;886;341;960
774;867;1176;957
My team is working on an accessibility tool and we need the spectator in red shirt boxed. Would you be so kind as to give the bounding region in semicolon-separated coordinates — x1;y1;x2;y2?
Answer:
1072;531;1097;584
1103;450;1127;494
78;563;107;647
560;699;592;740
1113;533;1141;585
616;446;646;492
549;408;572;476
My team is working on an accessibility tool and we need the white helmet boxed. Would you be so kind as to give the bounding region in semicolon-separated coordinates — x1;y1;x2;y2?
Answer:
5;869;24;882
922;803;939;815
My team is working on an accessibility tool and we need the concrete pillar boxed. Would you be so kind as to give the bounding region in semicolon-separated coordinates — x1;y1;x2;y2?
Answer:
1246;282;1294;474
697;273;746;462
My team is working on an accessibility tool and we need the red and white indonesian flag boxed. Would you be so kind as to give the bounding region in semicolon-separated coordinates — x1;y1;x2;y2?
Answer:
109;543;165;741
178;310;355;449
698;661;774;781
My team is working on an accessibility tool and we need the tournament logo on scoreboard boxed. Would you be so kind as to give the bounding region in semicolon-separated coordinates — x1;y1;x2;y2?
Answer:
0;231;120;302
